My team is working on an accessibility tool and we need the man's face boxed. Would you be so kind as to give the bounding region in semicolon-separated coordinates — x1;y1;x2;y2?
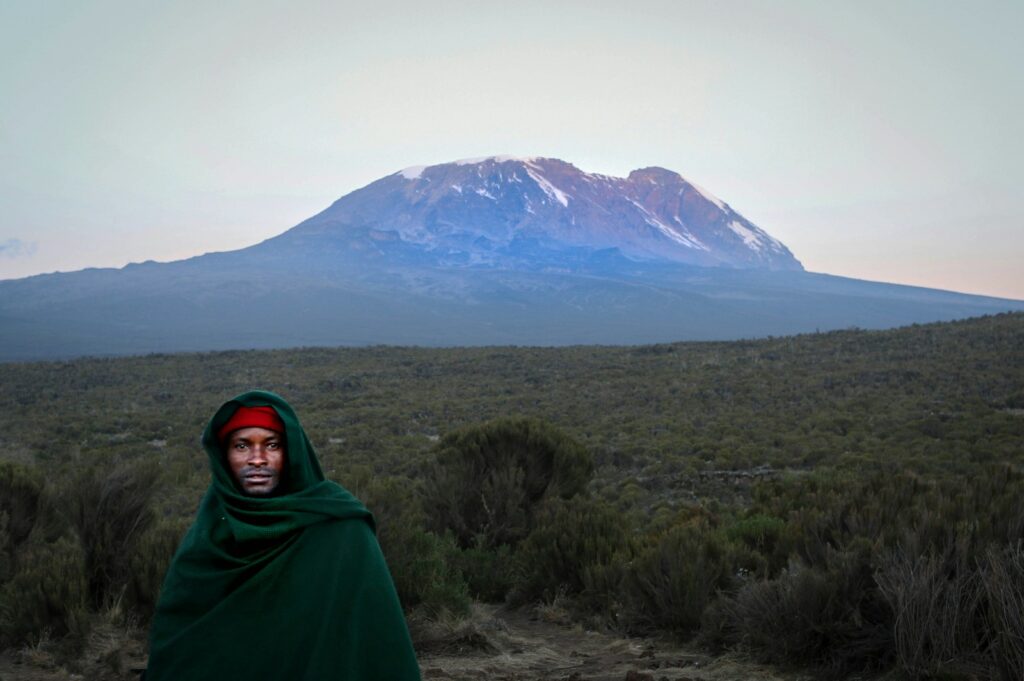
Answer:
225;427;286;496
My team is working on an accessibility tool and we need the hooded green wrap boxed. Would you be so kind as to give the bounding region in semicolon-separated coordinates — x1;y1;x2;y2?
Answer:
145;390;421;681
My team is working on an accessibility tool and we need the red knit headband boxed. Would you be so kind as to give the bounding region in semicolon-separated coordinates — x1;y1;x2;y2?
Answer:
218;406;285;442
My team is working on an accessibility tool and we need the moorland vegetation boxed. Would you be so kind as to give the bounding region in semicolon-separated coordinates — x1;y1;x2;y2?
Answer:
1;312;1022;679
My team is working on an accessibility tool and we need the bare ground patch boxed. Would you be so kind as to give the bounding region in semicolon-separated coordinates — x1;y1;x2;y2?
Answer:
414;604;816;681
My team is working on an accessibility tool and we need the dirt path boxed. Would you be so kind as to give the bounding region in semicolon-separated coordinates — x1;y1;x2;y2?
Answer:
415;605;815;681
0;605;815;681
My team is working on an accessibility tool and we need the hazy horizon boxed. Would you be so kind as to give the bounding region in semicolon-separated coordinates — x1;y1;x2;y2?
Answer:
2;1;1021;299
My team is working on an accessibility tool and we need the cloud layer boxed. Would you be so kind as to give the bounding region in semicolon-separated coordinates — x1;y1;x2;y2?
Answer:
0;239;37;259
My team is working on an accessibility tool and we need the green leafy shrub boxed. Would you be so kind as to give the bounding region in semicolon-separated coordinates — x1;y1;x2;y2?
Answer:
512;497;628;610
343;471;424;555
0;461;55;581
423;418;593;549
125;516;191;622
386;526;470;617
0;461;90;651
623;519;735;637
454;542;515;603
753;466;1024;572
713;539;892;674
723;513;786;577
730;466;1024;676
0;536;89;649
345;471;470;616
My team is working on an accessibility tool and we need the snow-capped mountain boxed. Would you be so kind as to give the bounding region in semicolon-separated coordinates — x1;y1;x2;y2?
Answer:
273;156;802;271
1;155;1020;360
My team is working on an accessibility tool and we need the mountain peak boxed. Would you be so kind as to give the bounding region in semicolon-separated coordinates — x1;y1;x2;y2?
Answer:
290;156;802;271
627;166;681;181
5;153;1023;359
397;155;573;180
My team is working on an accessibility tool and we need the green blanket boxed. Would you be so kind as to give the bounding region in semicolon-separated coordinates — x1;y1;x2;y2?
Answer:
145;390;421;680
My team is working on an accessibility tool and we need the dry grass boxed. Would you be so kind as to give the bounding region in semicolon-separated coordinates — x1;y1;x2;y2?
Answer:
985;543;1024;681
0;609;146;681
876;548;987;678
413;603;815;681
408;604;504;657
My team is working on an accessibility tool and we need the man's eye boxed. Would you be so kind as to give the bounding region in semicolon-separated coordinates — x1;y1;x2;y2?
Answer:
268;442;279;449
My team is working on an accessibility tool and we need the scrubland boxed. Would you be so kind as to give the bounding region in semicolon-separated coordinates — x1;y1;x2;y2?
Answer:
1;312;1022;680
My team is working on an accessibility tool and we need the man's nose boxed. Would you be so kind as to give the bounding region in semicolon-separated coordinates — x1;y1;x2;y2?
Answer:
248;445;269;464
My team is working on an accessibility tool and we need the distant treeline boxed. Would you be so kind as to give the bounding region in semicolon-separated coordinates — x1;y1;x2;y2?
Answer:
1;312;1022;679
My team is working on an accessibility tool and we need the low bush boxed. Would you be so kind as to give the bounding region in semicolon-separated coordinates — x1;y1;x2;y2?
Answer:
0;461;57;581
454;542;515;603
876;545;987;679
719;467;1024;677
423;418;593;549
342;472;470;616
512;497;628;611
712;539;892;675
386;526;470;617
622;519;735;637
723;513;787;577
753;466;1024;571
0;536;89;649
125;516;190;623
63;460;160;610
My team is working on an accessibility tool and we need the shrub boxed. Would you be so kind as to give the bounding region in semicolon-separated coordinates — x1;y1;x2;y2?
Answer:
385;526;470;617
512;497;628;611
0;461;56;581
876;546;987;679
623;519;735;637
125;516;190;623
0;536;89;649
714;540;892;674
423;418;593;549
343;471;425;558
723;513;787;577
344;472;470;617
455;542;515;603
752;467;1024;571
63;460;160;609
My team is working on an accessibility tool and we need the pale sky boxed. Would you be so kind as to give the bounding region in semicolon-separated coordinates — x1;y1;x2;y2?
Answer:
2;0;1021;299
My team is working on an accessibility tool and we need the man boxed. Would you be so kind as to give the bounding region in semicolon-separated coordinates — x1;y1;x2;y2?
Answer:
145;390;421;680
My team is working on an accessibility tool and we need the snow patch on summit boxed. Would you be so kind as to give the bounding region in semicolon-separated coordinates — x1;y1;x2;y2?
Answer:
399;166;427;180
455;155;537;166
398;156;536;180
